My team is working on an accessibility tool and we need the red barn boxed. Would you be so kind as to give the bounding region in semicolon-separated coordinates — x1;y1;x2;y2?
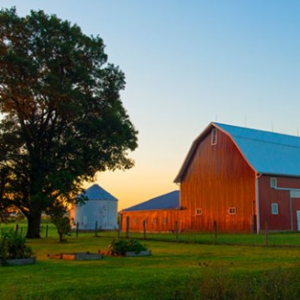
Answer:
175;122;300;233
120;191;180;232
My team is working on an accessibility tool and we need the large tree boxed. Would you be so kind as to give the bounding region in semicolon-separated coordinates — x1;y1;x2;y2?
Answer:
0;8;138;238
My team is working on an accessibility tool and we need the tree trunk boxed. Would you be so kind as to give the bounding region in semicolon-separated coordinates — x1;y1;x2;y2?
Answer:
59;232;64;243
26;213;42;238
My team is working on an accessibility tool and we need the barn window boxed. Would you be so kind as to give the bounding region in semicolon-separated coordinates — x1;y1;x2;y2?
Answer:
153;218;157;224
270;178;277;188
271;203;278;215
163;217;167;225
229;207;237;215
211;129;218;145
133;218;137;225
196;208;202;215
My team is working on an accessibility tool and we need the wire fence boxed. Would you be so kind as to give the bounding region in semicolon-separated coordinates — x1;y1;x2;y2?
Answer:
2;220;300;248
118;219;300;247
0;223;54;238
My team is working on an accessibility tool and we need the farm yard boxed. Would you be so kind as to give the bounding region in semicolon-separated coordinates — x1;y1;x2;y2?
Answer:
2;224;300;299
1;3;299;300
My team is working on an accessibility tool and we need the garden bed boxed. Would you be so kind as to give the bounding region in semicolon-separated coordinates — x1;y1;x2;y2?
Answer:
125;250;152;257
0;257;36;266
47;251;104;260
100;250;152;257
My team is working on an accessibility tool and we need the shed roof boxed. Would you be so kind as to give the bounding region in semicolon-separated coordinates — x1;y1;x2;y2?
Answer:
79;184;117;201
122;191;180;212
175;122;300;182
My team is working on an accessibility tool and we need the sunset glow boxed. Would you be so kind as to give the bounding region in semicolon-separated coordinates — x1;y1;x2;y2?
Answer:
2;0;299;209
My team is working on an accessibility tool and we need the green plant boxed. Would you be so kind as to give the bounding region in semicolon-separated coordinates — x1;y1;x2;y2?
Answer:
0;232;34;262
107;239;148;255
47;202;73;243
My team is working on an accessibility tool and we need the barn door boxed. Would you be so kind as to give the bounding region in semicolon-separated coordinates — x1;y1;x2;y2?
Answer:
297;211;300;231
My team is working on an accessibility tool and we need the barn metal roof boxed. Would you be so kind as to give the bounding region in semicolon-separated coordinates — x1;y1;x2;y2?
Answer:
174;122;300;182
79;184;118;201
122;191;180;212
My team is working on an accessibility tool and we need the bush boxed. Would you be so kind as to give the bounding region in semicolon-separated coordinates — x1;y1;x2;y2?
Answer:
107;239;148;256
0;232;34;262
47;203;73;243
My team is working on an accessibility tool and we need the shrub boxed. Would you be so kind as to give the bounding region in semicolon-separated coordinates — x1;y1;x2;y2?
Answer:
0;232;34;263
107;239;148;256
47;202;73;242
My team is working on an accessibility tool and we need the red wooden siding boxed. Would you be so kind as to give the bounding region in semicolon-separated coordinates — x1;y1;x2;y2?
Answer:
180;128;256;232
258;176;300;231
120;209;180;232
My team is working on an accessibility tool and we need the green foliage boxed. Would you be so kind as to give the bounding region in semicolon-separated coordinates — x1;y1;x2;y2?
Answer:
0;209;10;224
108;239;148;255
0;193;11;224
0;7;138;238
51;215;72;243
46;202;73;242
0;231;34;262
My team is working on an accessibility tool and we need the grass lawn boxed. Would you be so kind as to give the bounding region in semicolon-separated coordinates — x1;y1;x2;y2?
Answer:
1;229;300;299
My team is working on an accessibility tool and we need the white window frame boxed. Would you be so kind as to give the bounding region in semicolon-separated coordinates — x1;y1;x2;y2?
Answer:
196;208;202;215
133;218;137;225
163;217;167;225
229;207;237;215
271;203;278;215
211;129;218;145
270;177;277;188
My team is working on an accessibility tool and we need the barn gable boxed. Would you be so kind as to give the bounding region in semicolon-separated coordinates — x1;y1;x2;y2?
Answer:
175;122;300;183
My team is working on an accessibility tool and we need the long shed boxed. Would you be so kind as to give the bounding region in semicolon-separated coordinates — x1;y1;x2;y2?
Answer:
120;191;180;232
175;122;300;233
70;184;118;230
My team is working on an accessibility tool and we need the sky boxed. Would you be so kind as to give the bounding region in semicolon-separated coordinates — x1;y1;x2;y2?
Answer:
1;0;300;210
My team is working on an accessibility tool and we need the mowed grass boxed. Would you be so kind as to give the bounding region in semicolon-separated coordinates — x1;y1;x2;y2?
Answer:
2;228;300;299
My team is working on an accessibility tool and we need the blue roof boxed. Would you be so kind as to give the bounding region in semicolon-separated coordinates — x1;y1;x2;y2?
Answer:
215;123;300;177
79;184;117;201
175;122;300;182
122;191;180;212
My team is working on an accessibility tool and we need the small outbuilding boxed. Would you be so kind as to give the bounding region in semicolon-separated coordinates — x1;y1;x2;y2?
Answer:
70;184;118;230
120;191;180;232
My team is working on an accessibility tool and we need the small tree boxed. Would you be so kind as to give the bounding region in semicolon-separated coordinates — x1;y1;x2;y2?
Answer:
47;201;73;243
